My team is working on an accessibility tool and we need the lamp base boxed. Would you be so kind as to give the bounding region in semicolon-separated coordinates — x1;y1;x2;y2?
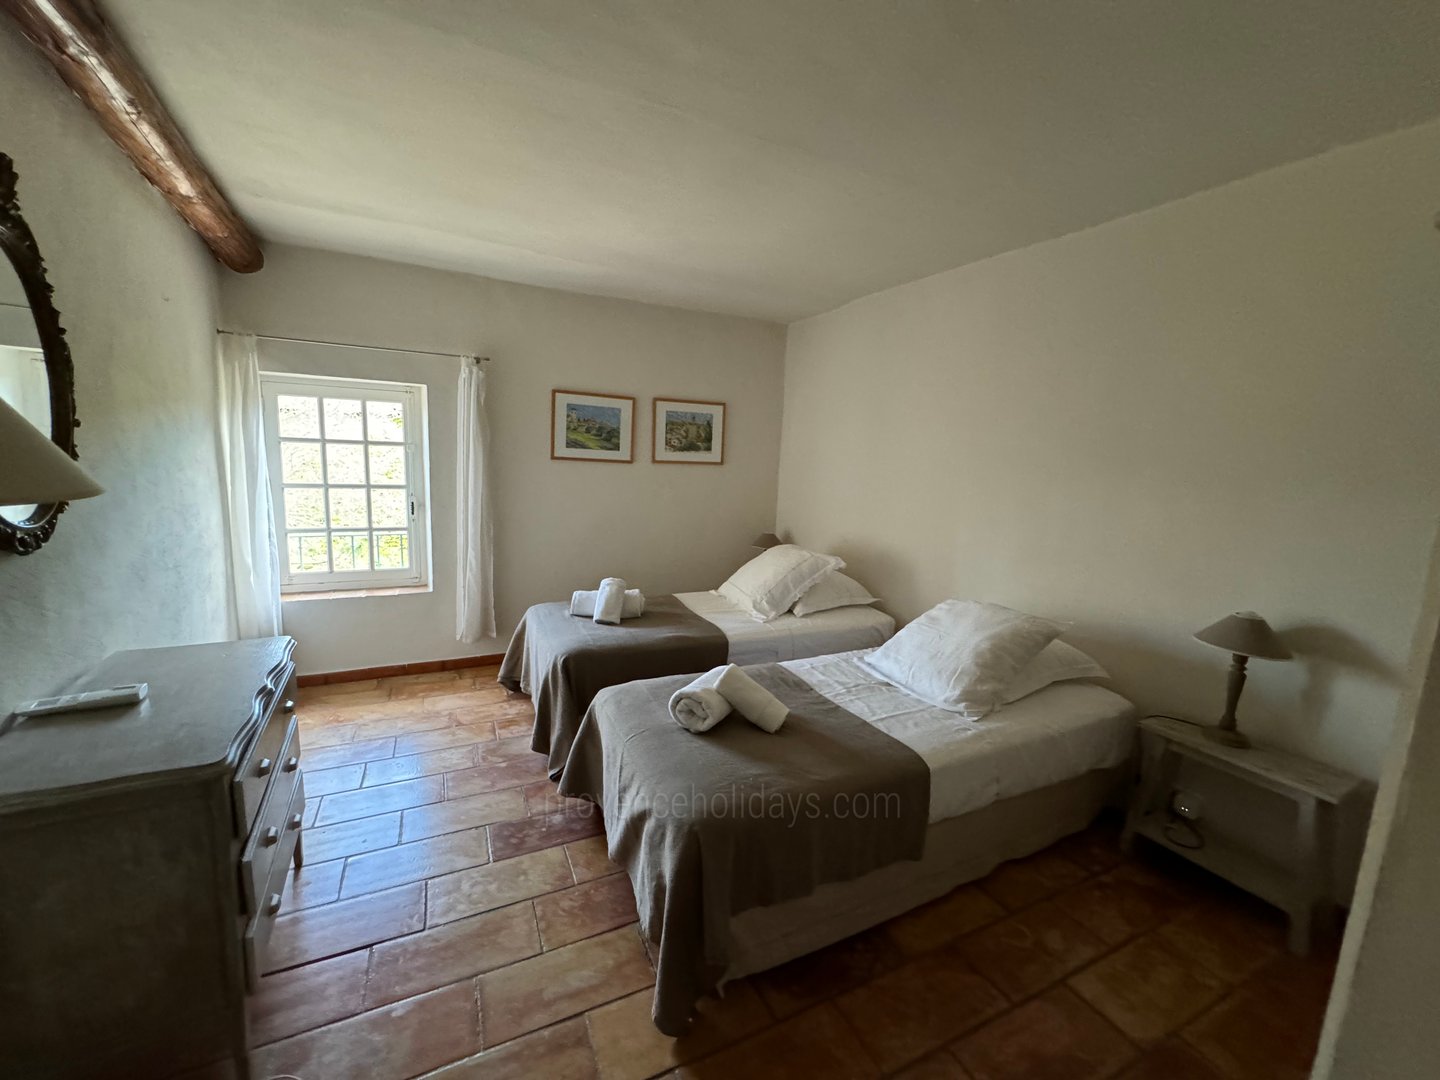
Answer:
1204;724;1251;749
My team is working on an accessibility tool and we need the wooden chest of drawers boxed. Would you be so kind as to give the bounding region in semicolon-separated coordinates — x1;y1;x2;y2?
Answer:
0;637;304;1079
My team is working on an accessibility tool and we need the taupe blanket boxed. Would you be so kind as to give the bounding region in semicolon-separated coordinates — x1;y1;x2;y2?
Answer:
498;596;729;778
558;664;930;1035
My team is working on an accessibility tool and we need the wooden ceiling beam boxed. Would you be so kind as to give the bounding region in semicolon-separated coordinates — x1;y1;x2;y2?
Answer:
1;0;263;272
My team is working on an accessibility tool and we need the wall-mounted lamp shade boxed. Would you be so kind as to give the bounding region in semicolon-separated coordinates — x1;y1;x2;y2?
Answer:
751;532;782;549
0;394;104;504
1194;611;1291;661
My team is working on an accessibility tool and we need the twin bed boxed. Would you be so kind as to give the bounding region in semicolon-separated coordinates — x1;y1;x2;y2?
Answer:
499;560;1136;1034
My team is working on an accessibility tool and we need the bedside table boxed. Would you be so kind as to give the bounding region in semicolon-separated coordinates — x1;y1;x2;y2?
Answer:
1121;715;1363;956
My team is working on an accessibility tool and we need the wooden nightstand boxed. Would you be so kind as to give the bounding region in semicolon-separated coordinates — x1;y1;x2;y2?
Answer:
1121;715;1363;956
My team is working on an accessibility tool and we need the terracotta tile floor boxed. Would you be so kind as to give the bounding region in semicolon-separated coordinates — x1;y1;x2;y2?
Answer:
250;667;1339;1080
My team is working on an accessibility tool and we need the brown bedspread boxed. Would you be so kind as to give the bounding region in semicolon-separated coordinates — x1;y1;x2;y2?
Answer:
557;663;930;1035
498;595;729;778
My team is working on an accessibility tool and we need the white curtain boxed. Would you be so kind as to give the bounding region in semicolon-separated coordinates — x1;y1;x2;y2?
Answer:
456;355;496;642
217;332;283;639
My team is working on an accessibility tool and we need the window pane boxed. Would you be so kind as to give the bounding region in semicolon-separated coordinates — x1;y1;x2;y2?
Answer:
323;397;364;440
276;395;320;439
373;530;410;569
325;442;367;484
368;444;406;485
284;487;326;529
280;441;323;484
371;488;408;527
367;400;405;442
330;532;371;572
329;488;369;528
288;533;329;573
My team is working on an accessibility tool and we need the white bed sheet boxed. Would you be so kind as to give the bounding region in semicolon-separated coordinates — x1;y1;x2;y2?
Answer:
782;649;1136;823
676;591;895;666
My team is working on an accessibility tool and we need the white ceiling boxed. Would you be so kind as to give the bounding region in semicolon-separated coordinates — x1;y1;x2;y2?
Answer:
105;1;1440;322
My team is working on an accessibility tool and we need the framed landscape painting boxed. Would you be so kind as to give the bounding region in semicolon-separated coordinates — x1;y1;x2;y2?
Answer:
551;389;635;462
653;397;726;465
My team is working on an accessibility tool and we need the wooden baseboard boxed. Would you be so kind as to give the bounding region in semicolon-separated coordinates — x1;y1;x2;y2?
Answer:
297;653;505;687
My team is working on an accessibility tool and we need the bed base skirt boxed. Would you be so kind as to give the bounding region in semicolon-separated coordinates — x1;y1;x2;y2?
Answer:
723;765;1126;980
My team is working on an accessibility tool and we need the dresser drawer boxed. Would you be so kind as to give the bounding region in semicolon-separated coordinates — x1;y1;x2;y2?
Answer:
239;719;304;915
232;694;297;836
242;777;306;991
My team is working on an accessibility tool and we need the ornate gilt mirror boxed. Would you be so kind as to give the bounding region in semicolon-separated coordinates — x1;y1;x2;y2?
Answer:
0;152;80;555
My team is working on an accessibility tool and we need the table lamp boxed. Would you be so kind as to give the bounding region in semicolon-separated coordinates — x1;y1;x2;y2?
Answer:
0;394;104;508
750;532;781;549
1193;611;1290;748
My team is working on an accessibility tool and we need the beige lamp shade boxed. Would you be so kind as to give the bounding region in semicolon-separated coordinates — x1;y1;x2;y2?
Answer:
0;394;104;504
1194;610;1291;660
751;532;782;549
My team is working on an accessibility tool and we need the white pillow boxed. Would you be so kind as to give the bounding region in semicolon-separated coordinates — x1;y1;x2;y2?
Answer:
1001;640;1109;705
859;599;1064;717
718;544;844;621
793;571;879;617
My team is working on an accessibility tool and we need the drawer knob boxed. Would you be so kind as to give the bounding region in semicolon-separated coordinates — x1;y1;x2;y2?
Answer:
256;757;273;778
283;699;296;713
265;893;282;917
262;826;279;846
283;755;300;773
288;813;303;831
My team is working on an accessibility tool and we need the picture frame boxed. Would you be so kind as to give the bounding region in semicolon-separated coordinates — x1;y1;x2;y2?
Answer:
653;397;726;465
550;389;636;463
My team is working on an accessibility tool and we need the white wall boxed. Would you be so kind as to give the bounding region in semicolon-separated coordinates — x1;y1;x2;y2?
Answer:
221;245;785;675
778;117;1440;788
0;31;233;707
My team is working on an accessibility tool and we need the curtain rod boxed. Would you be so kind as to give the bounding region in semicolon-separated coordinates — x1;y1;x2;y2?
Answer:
216;328;489;363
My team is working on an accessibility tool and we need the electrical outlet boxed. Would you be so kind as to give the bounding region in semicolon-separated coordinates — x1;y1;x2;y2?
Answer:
1170;789;1204;821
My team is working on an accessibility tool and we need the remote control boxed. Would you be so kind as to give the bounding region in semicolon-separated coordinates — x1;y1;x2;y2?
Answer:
15;683;149;717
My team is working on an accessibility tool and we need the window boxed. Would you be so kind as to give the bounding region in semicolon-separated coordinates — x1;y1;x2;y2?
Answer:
259;372;430;594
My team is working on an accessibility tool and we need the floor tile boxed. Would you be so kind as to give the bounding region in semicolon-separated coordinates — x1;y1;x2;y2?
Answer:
490;805;604;860
1114;1038;1222;1080
428;846;576;925
976;850;1089;911
524;778;594;817
588;980;773;1080
676;1002;880;1080
1062;863;1193;947
1069;934;1227;1045
248;949;369;1046
477;734;544;762
953;986;1138;1080
305;763;365;797
281;858;344;911
315;774;445;825
304;735;398;771
252;980;480;1080
1156;897;1285;983
366;902;541;1008
834;945;1006;1071
303;797;320;827
431;1017;596;1079
566;835;621;883
361;744;479;788
446;755;552;797
422;689;502;713
885;884;1006;956
891;1050;974;1079
535;874;639;950
303;810;402;863
754;925;905;1019
956;899;1107;1002
351;710;461;741
300;723;359;750
394;721;497;757
496;713;535;738
401;788;527;843
479;926;655;1045
1050;819;1126;876
340;827;492;898
265;882;425;972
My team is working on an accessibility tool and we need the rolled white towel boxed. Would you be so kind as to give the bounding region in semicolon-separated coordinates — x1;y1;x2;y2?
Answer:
570;589;645;619
668;663;789;734
714;664;789;733
593;577;627;625
668;666;732;733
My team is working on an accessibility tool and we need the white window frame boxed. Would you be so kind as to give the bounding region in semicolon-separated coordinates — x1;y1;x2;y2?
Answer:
259;371;431;594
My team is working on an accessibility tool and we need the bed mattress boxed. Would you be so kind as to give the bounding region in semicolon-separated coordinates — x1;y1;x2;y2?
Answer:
676;591;895;665
782;649;1136;823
